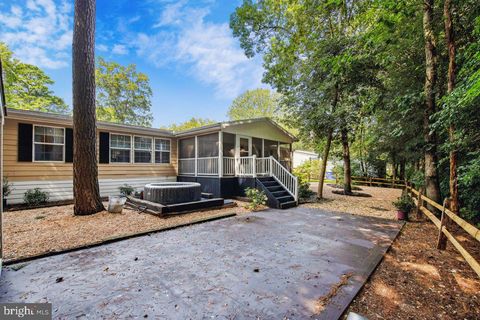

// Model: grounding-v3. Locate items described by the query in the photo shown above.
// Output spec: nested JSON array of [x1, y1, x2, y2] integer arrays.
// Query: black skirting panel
[[177, 176, 256, 198]]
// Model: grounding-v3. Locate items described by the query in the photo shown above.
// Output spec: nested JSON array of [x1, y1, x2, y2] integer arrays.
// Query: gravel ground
[[301, 183, 480, 319], [3, 201, 252, 262], [303, 183, 402, 219]]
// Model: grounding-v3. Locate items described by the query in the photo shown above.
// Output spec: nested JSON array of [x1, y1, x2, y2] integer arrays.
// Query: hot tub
[[144, 182, 202, 204]]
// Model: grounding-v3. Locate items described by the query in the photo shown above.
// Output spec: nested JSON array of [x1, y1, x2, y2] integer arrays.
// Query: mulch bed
[[327, 183, 363, 191], [346, 216, 480, 319], [3, 200, 253, 262], [331, 190, 372, 197]]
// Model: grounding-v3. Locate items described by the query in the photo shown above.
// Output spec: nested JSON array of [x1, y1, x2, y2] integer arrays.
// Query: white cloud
[[112, 44, 128, 55], [0, 0, 72, 69], [134, 2, 264, 99], [97, 44, 109, 52]]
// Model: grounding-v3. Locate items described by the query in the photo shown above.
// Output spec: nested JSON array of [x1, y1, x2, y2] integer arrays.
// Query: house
[[292, 150, 318, 168], [5, 109, 298, 208]]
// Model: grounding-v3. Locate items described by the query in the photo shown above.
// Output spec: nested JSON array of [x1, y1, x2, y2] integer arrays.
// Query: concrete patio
[[0, 207, 402, 319]]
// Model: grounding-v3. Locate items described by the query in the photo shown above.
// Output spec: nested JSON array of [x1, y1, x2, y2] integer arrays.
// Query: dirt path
[[300, 184, 480, 319]]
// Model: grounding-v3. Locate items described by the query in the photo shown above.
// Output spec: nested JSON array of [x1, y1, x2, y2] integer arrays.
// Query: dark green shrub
[[119, 184, 135, 196], [393, 194, 414, 213], [3, 176, 13, 197], [24, 188, 49, 206], [297, 176, 314, 199]]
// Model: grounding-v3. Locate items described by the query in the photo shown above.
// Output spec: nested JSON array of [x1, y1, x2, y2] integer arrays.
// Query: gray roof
[[6, 108, 297, 141], [173, 117, 297, 141]]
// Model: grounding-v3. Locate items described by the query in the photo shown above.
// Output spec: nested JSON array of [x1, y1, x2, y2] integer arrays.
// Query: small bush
[[298, 176, 314, 199], [24, 188, 49, 206], [119, 184, 135, 196], [245, 187, 267, 211], [393, 193, 414, 213], [3, 176, 13, 197]]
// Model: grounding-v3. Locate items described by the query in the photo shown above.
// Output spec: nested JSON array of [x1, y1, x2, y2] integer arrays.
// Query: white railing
[[270, 156, 298, 201], [236, 156, 255, 176], [197, 157, 219, 175], [255, 157, 270, 176], [179, 158, 195, 175], [178, 155, 298, 201], [223, 157, 236, 176]]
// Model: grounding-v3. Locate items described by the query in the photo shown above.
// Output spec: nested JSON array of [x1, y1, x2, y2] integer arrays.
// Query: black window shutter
[[99, 132, 110, 164], [18, 123, 33, 162], [65, 128, 73, 163]]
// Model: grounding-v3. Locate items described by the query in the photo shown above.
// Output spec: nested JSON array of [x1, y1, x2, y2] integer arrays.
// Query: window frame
[[133, 135, 154, 164], [32, 124, 66, 163], [109, 133, 132, 164], [154, 137, 171, 164]]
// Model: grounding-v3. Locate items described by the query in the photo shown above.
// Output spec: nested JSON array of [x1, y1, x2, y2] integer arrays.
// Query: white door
[[235, 135, 251, 158], [235, 136, 252, 175]]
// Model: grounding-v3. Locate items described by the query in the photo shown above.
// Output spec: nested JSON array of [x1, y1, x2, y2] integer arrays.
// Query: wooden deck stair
[[256, 177, 297, 209]]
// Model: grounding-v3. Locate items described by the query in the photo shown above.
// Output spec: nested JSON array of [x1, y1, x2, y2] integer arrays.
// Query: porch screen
[[223, 133, 235, 157], [264, 139, 278, 159], [179, 137, 195, 158], [197, 133, 219, 157], [279, 143, 291, 160], [252, 138, 263, 157]]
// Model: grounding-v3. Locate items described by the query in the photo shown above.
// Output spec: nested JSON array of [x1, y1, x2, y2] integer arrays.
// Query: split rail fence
[[405, 184, 480, 278], [352, 176, 405, 188]]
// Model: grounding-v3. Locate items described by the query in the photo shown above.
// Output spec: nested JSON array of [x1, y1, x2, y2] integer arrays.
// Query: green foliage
[[458, 154, 480, 224], [0, 43, 68, 113], [119, 184, 135, 196], [228, 88, 281, 120], [408, 170, 425, 189], [3, 176, 13, 197], [96, 57, 153, 127], [245, 187, 267, 211], [297, 176, 314, 199], [164, 117, 217, 132], [24, 188, 49, 206], [333, 164, 344, 185], [393, 193, 415, 213], [293, 159, 321, 182]]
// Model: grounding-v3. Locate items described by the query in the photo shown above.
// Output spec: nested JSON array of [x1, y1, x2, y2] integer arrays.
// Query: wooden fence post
[[416, 188, 424, 220], [437, 198, 451, 250]]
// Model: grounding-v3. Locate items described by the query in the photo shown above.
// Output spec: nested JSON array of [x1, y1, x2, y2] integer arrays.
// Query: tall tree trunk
[[359, 123, 367, 176], [317, 128, 333, 199], [423, 0, 442, 206], [341, 128, 352, 194], [72, 0, 104, 215], [399, 159, 406, 182], [317, 84, 339, 199], [444, 0, 459, 215]]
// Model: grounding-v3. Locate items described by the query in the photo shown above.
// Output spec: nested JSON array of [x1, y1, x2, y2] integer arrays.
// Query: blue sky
[[0, 0, 266, 127]]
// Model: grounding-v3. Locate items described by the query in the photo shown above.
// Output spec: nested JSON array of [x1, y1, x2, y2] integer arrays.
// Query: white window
[[134, 136, 152, 163], [110, 134, 131, 163], [34, 126, 65, 162], [155, 138, 170, 164]]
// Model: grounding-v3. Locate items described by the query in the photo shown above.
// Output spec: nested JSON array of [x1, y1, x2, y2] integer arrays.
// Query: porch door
[[235, 135, 252, 175], [236, 135, 251, 157]]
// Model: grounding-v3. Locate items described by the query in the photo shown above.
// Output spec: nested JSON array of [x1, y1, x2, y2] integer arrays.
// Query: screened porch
[[177, 132, 293, 177]]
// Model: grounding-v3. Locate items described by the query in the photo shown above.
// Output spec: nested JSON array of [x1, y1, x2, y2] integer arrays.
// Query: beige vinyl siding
[[4, 119, 178, 182]]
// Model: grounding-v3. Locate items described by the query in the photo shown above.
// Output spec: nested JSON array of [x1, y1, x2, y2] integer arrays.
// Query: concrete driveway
[[0, 207, 402, 319]]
